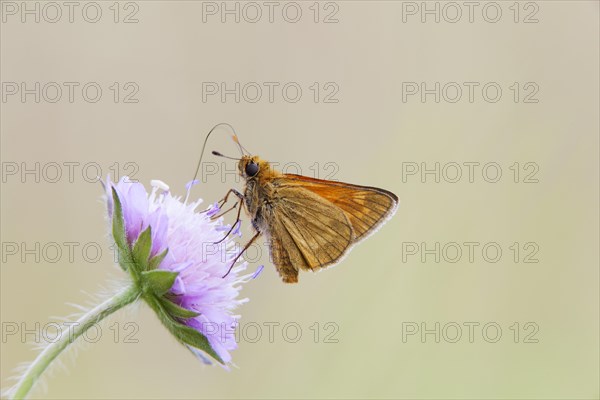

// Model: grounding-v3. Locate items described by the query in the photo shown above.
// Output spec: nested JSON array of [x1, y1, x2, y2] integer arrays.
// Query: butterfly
[[194, 124, 398, 283]]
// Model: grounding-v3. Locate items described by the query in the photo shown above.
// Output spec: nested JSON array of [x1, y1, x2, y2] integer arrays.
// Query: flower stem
[[10, 284, 140, 400]]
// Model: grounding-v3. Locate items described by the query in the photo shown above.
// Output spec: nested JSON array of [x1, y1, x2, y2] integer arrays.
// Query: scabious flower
[[105, 176, 252, 365], [7, 177, 254, 400]]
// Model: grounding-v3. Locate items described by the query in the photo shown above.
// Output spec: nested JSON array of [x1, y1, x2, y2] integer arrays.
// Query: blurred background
[[1, 1, 598, 398]]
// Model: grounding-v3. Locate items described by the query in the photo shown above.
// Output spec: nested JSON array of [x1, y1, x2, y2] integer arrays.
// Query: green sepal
[[147, 248, 168, 271], [141, 270, 178, 296], [116, 245, 135, 272], [111, 188, 128, 252], [111, 188, 134, 272], [132, 226, 152, 270], [159, 298, 201, 319], [170, 321, 223, 364], [144, 295, 224, 364]]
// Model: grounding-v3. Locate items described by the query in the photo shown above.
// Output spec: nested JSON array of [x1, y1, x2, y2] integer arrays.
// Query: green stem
[[10, 284, 140, 400]]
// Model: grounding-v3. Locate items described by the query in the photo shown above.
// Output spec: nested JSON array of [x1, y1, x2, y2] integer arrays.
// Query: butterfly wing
[[265, 175, 397, 283], [276, 174, 398, 243], [266, 185, 354, 283]]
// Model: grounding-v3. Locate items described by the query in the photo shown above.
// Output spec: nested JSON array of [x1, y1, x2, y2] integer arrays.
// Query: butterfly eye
[[245, 161, 259, 177]]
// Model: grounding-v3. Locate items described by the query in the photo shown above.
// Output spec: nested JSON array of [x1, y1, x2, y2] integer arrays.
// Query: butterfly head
[[239, 155, 269, 180], [212, 151, 273, 181]]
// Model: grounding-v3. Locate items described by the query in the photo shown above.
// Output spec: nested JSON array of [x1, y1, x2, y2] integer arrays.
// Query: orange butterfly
[[195, 124, 398, 283]]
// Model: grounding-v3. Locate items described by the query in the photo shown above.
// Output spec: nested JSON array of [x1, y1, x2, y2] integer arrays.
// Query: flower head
[[104, 176, 251, 365]]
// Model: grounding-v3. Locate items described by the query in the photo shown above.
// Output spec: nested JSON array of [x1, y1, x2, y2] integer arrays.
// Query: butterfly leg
[[213, 198, 245, 244], [222, 230, 261, 278], [218, 188, 244, 208], [210, 202, 238, 220], [209, 189, 244, 219], [200, 188, 243, 214]]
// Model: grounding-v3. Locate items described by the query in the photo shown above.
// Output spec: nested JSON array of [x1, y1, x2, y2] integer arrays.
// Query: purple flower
[[252, 265, 264, 280], [104, 176, 251, 365], [206, 202, 221, 217]]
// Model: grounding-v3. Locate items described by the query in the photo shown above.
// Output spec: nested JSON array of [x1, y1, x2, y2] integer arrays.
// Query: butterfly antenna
[[188, 123, 242, 202], [232, 134, 251, 156], [211, 151, 240, 161]]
